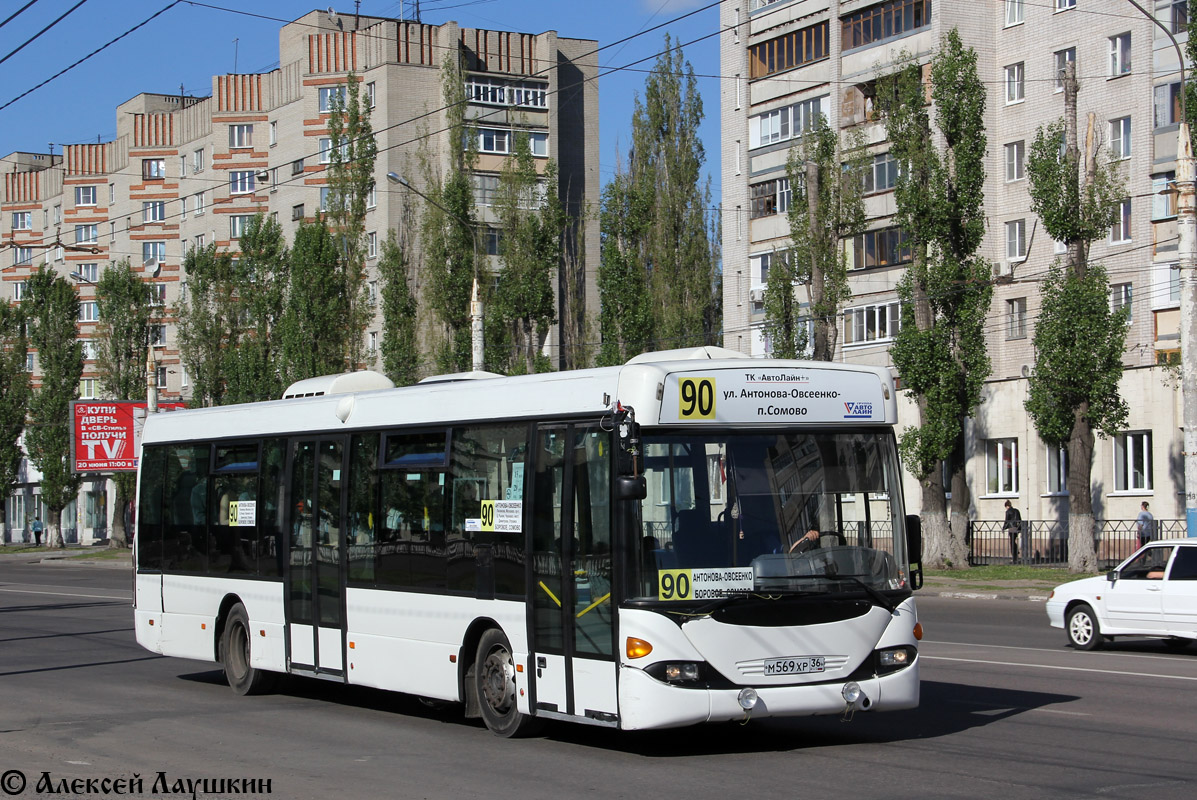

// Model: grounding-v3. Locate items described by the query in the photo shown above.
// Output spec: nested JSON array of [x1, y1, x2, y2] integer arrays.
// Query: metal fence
[[967, 519, 1187, 569]]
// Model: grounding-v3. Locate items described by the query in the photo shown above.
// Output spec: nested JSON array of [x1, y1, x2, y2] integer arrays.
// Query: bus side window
[[378, 429, 449, 590], [137, 445, 167, 570], [164, 444, 210, 573], [347, 433, 379, 584], [259, 438, 286, 578]]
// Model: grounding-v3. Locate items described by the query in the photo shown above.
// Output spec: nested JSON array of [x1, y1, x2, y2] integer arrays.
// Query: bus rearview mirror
[[905, 514, 922, 564], [615, 475, 647, 501]]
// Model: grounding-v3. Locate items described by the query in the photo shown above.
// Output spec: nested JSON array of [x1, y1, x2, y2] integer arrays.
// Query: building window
[[750, 20, 829, 77], [319, 187, 331, 212], [193, 234, 205, 253], [367, 182, 376, 209], [79, 378, 96, 399], [863, 152, 898, 194], [1154, 82, 1181, 128], [1054, 47, 1075, 92], [78, 301, 98, 322], [180, 196, 187, 220], [844, 302, 901, 345], [1109, 117, 1131, 160], [1007, 297, 1027, 339], [142, 201, 166, 223], [25, 352, 33, 372], [292, 204, 305, 221], [193, 148, 205, 173], [150, 324, 167, 347], [366, 81, 376, 108], [229, 170, 256, 194], [484, 227, 503, 256], [75, 186, 97, 206], [1047, 445, 1068, 494], [475, 128, 511, 155], [1173, 0, 1189, 33], [1110, 198, 1132, 243], [156, 366, 168, 389], [229, 124, 253, 149], [53, 204, 62, 224], [1056, 0, 1075, 9], [75, 224, 98, 244], [1153, 172, 1178, 220], [1005, 141, 1025, 181], [143, 241, 165, 266], [1005, 63, 1025, 104], [149, 283, 167, 306], [472, 174, 501, 207], [367, 231, 377, 259], [749, 178, 791, 218], [1115, 431, 1152, 491], [1006, 219, 1026, 261], [13, 281, 27, 301], [850, 226, 912, 269], [368, 331, 378, 354], [986, 438, 1018, 495], [1005, 0, 1023, 26], [13, 247, 32, 265], [194, 191, 205, 216], [465, 76, 549, 108], [319, 137, 347, 164], [749, 95, 828, 149], [76, 263, 98, 282], [318, 86, 347, 112], [142, 159, 166, 180], [230, 215, 254, 239], [1112, 282, 1133, 321], [841, 1, 930, 53], [529, 132, 549, 158], [11, 211, 31, 230], [1169, 263, 1181, 303], [80, 339, 97, 361], [1108, 33, 1131, 77]]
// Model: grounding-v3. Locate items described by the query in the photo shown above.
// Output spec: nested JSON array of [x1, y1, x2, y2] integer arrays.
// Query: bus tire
[[475, 628, 540, 738], [221, 604, 276, 695]]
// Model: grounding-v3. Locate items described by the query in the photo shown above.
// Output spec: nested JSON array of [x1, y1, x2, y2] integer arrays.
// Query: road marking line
[[0, 587, 128, 601], [924, 639, 1191, 662], [924, 655, 1197, 681]]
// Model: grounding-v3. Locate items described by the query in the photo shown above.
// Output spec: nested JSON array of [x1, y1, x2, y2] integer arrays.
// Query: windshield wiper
[[822, 573, 900, 613], [684, 588, 822, 617]]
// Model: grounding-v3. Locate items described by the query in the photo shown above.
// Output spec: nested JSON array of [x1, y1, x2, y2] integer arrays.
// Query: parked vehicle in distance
[[1046, 539, 1197, 650]]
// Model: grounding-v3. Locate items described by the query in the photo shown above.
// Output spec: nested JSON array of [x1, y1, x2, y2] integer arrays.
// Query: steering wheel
[[790, 530, 847, 554]]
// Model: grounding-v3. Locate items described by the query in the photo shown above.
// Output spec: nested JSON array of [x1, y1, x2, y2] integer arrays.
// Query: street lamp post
[[386, 172, 485, 372]]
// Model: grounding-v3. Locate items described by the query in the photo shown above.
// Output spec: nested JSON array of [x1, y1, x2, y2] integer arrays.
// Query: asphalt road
[[2, 560, 1196, 799]]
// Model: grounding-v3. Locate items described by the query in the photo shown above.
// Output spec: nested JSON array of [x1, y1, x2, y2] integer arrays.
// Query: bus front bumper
[[616, 661, 919, 731]]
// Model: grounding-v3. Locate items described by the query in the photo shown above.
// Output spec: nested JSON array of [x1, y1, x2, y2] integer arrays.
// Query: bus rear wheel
[[221, 604, 276, 695], [475, 628, 540, 737]]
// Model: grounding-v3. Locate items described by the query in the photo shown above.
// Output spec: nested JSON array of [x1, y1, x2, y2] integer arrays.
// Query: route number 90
[[679, 378, 715, 420], [659, 569, 692, 601]]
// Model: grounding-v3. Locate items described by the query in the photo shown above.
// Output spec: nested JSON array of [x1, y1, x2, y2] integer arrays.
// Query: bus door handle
[[537, 656, 546, 677]]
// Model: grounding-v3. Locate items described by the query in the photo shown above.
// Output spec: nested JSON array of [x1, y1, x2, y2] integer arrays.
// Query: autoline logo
[[843, 402, 873, 419]]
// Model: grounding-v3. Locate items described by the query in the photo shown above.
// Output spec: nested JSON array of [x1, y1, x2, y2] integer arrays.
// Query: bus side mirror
[[905, 514, 922, 564], [615, 475, 647, 501]]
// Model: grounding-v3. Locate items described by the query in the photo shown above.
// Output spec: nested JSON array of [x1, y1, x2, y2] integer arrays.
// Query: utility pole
[[1179, 123, 1197, 536]]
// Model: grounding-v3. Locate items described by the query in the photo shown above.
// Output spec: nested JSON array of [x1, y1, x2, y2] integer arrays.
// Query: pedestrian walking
[[1136, 501, 1155, 549], [31, 516, 43, 547], [1002, 500, 1022, 563]]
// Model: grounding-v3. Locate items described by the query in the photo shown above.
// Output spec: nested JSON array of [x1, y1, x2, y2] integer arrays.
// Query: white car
[[1046, 539, 1197, 650]]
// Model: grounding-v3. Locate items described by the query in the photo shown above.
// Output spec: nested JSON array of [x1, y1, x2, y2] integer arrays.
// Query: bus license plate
[[763, 656, 826, 676]]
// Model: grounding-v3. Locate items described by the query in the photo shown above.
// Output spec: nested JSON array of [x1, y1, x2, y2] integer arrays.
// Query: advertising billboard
[[71, 401, 188, 473]]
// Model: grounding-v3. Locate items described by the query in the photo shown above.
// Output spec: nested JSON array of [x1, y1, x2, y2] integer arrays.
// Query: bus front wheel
[[475, 628, 540, 737], [221, 603, 276, 695]]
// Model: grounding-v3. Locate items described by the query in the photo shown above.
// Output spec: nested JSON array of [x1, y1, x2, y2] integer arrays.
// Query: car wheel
[[475, 628, 541, 738], [1066, 604, 1104, 651]]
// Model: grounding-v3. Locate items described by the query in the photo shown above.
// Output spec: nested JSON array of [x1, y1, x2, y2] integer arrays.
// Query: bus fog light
[[879, 648, 909, 667], [737, 688, 759, 710], [841, 682, 862, 705], [664, 663, 700, 682]]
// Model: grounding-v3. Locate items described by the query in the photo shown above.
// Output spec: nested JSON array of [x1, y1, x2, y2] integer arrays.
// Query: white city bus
[[133, 347, 923, 735]]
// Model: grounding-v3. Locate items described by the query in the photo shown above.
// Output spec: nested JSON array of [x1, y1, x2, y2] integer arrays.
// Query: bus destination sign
[[658, 368, 887, 425]]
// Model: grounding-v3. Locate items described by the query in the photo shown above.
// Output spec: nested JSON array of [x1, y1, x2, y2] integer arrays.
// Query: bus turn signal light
[[626, 637, 653, 659], [913, 623, 923, 640]]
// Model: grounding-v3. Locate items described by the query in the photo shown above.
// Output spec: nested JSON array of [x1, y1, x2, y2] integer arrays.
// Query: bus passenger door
[[530, 423, 618, 725], [286, 438, 348, 677]]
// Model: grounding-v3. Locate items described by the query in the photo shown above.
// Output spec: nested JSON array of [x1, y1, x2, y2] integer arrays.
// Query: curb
[[926, 589, 1049, 602]]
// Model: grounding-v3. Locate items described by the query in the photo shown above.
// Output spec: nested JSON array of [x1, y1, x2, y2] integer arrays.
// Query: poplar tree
[[765, 120, 866, 360], [223, 214, 289, 403], [177, 244, 238, 407], [279, 219, 352, 383], [378, 228, 420, 386], [880, 31, 993, 568], [1025, 61, 1128, 572], [597, 164, 653, 366], [0, 302, 29, 539], [94, 258, 152, 547], [24, 266, 83, 548]]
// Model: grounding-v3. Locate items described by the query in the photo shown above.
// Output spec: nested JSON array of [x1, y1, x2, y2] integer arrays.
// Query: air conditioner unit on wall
[[749, 288, 765, 304]]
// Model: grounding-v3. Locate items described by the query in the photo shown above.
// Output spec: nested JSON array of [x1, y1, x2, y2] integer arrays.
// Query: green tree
[[598, 35, 719, 362], [766, 119, 866, 360], [325, 74, 378, 370], [378, 228, 420, 386], [279, 219, 353, 383], [24, 266, 83, 548], [0, 302, 29, 539], [491, 134, 564, 374], [223, 214, 289, 404], [1025, 61, 1128, 572], [597, 162, 654, 366], [177, 244, 239, 407], [94, 258, 152, 547], [880, 31, 993, 568]]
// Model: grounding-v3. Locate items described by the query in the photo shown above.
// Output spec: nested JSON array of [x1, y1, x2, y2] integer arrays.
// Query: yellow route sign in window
[[678, 377, 716, 420]]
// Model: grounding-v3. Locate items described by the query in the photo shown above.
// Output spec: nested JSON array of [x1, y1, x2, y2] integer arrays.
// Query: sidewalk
[[0, 544, 134, 569]]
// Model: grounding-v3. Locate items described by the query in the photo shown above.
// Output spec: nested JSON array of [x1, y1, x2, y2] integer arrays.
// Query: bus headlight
[[663, 663, 701, 683], [877, 646, 917, 675], [738, 688, 759, 710], [841, 682, 863, 705]]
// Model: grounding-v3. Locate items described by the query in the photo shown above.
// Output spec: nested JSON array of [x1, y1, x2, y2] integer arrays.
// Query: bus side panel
[[159, 575, 286, 668], [135, 573, 163, 654], [345, 589, 527, 700]]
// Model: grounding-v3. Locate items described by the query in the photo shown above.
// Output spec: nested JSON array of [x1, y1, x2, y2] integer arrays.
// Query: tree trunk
[[947, 433, 972, 567], [109, 486, 128, 549], [807, 159, 830, 361], [1067, 402, 1098, 572], [50, 512, 65, 549]]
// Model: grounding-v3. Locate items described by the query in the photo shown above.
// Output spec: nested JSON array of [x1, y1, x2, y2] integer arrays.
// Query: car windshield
[[631, 430, 909, 601]]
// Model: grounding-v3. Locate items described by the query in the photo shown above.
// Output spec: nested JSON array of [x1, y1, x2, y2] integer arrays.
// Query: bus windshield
[[633, 430, 909, 601]]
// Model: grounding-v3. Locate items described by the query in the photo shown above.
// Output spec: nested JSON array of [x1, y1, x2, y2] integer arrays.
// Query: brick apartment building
[[1, 10, 599, 543], [721, 0, 1189, 530]]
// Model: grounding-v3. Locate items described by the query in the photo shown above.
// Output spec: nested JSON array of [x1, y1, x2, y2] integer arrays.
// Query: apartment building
[[1, 10, 599, 543], [721, 0, 1188, 527]]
